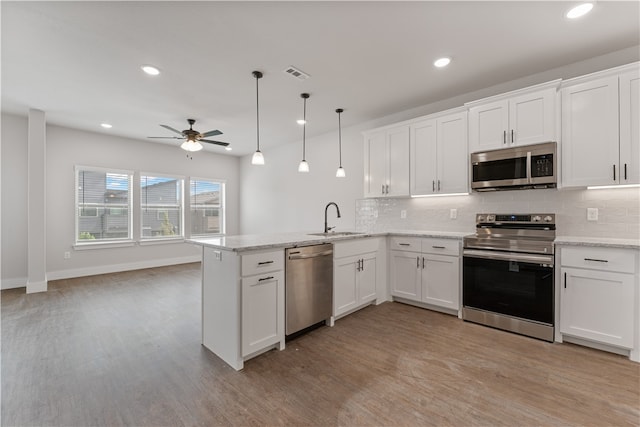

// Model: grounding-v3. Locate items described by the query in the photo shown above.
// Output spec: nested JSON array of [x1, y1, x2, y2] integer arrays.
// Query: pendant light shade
[[335, 108, 346, 178], [251, 71, 265, 165], [298, 93, 310, 173], [181, 138, 203, 152]]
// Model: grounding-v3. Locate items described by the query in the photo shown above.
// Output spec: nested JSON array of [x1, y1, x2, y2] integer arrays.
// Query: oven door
[[463, 249, 554, 326]]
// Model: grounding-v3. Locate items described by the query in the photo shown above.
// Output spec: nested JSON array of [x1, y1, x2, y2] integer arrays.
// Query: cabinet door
[[334, 256, 358, 316], [242, 271, 284, 357], [468, 99, 509, 152], [561, 76, 620, 187], [508, 88, 555, 146], [422, 254, 460, 310], [390, 250, 421, 301], [620, 69, 640, 185], [387, 126, 410, 197], [560, 268, 634, 349], [358, 255, 377, 304], [410, 119, 438, 195], [364, 131, 387, 197], [437, 112, 468, 194]]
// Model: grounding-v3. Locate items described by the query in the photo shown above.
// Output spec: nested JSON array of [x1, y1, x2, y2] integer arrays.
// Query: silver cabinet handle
[[584, 258, 608, 263], [625, 163, 628, 180], [258, 260, 274, 265], [360, 259, 364, 271], [398, 243, 410, 246], [432, 245, 445, 249], [422, 256, 425, 269], [432, 180, 435, 192], [503, 130, 506, 144], [258, 276, 274, 282], [385, 184, 389, 194], [437, 180, 440, 192], [382, 184, 385, 194], [416, 256, 420, 268], [511, 129, 514, 143], [613, 164, 616, 181], [564, 272, 567, 289]]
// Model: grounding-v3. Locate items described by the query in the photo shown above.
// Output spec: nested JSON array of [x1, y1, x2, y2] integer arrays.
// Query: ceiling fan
[[148, 119, 229, 152]]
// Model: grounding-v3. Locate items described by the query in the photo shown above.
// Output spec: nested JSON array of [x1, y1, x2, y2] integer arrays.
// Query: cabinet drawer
[[241, 249, 284, 277], [334, 238, 379, 259], [389, 236, 421, 252], [560, 246, 637, 274], [421, 238, 460, 256]]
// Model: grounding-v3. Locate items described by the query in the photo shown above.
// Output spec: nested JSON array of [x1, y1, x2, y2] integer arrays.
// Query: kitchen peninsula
[[189, 230, 466, 370]]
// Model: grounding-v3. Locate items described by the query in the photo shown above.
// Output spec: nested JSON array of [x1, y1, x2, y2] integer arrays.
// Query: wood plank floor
[[2, 262, 639, 426]]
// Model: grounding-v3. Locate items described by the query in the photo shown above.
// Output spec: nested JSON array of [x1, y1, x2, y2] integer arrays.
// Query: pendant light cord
[[255, 75, 260, 152], [302, 97, 307, 160], [338, 110, 342, 167]]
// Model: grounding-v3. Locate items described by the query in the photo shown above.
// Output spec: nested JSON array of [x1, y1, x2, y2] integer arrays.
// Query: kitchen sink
[[307, 231, 364, 237]]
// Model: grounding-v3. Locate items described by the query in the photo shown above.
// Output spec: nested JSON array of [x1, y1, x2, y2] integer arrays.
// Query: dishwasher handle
[[288, 249, 333, 260]]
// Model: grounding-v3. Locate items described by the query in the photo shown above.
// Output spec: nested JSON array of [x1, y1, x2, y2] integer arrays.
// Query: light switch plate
[[400, 210, 407, 219], [450, 208, 457, 219], [587, 208, 598, 221]]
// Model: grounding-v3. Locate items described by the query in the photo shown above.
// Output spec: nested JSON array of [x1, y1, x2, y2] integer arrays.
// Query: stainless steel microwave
[[471, 142, 557, 191]]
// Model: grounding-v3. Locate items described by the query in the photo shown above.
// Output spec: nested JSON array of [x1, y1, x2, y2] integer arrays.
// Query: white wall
[[1, 114, 240, 288], [239, 46, 640, 236]]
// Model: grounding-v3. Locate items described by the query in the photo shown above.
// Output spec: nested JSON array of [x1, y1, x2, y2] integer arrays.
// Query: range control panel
[[476, 213, 555, 224]]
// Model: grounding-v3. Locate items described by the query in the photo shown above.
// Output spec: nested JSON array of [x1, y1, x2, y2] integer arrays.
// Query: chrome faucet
[[324, 202, 341, 233]]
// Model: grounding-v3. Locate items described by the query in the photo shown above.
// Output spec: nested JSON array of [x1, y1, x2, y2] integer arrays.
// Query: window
[[140, 174, 183, 239], [76, 167, 133, 243], [190, 178, 225, 236]]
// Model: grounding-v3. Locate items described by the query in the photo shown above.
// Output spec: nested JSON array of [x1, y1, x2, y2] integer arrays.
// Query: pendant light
[[335, 108, 346, 178], [251, 71, 265, 165], [298, 93, 310, 173]]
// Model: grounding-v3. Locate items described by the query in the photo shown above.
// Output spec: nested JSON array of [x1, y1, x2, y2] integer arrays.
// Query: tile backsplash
[[356, 187, 640, 239]]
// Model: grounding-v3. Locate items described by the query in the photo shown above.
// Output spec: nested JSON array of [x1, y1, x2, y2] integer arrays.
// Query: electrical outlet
[[587, 208, 599, 221], [450, 209, 457, 219], [64, 251, 71, 259], [400, 210, 407, 219]]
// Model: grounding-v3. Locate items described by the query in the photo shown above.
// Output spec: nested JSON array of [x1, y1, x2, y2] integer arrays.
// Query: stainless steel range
[[463, 213, 556, 342]]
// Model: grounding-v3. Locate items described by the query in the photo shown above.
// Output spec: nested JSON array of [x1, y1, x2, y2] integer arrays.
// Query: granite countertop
[[188, 230, 468, 252], [554, 236, 640, 250]]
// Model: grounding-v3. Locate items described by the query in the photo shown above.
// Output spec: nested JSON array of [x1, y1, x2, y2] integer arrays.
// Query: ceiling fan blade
[[148, 136, 183, 139], [200, 139, 230, 147], [201, 129, 223, 137], [159, 124, 184, 136]]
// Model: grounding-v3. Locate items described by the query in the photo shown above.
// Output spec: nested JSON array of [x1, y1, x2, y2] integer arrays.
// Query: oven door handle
[[463, 249, 554, 265]]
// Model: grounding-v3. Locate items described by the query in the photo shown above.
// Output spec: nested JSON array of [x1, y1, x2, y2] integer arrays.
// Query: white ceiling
[[2, 1, 639, 156]]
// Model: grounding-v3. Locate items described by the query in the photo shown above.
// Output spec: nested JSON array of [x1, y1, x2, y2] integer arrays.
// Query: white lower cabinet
[[241, 250, 285, 357], [333, 238, 380, 318], [558, 245, 639, 361], [390, 237, 461, 314]]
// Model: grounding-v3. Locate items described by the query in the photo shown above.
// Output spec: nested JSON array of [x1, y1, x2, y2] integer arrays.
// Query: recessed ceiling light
[[566, 3, 593, 19], [225, 146, 232, 151], [434, 57, 451, 68], [100, 123, 112, 129], [141, 65, 160, 76], [297, 119, 306, 125]]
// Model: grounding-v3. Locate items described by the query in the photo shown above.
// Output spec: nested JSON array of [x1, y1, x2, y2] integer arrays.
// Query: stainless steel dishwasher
[[285, 244, 333, 336]]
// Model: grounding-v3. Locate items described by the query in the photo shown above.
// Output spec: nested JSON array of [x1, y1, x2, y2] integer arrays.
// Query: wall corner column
[[27, 109, 47, 293]]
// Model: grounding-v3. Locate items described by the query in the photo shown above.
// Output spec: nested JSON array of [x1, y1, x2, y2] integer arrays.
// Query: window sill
[[138, 238, 185, 246], [73, 240, 135, 251]]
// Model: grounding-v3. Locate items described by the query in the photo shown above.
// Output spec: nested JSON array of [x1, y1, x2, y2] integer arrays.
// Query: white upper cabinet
[[467, 83, 558, 153], [410, 109, 468, 196], [561, 63, 639, 188], [364, 125, 410, 198]]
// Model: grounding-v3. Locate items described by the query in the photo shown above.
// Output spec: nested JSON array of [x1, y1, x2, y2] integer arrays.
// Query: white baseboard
[[46, 255, 202, 281], [1, 277, 28, 290]]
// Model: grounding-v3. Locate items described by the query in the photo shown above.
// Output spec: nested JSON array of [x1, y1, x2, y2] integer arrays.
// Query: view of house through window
[[76, 168, 133, 242], [190, 178, 224, 236], [141, 175, 183, 239]]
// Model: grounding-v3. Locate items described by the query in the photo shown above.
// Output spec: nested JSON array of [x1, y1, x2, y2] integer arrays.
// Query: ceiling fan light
[[298, 160, 309, 173], [336, 167, 346, 178], [181, 140, 203, 152], [252, 150, 265, 165]]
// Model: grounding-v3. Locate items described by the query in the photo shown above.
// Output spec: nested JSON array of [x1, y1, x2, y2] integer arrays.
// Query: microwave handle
[[526, 151, 532, 183]]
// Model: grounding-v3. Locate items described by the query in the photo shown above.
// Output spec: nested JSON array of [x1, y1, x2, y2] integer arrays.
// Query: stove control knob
[[532, 215, 542, 222], [477, 215, 485, 222], [544, 215, 553, 222], [486, 214, 495, 222]]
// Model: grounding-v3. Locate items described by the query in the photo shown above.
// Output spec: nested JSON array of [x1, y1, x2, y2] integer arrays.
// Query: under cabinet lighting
[[587, 184, 640, 190], [566, 3, 593, 19], [411, 192, 469, 198], [141, 65, 160, 76]]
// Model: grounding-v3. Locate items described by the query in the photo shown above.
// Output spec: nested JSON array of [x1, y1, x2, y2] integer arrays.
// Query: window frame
[[139, 172, 185, 241], [189, 177, 226, 237], [74, 165, 134, 247]]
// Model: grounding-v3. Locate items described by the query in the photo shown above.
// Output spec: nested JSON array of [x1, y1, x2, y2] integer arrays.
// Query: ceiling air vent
[[284, 66, 310, 81]]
